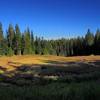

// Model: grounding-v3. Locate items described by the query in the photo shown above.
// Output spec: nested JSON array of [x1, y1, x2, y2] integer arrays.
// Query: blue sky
[[0, 0, 100, 39]]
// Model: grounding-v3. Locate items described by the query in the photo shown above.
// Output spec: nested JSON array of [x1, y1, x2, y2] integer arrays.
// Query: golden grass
[[0, 55, 100, 71]]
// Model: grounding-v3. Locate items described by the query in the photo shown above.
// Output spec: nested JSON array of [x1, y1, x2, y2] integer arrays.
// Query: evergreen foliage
[[0, 23, 100, 56]]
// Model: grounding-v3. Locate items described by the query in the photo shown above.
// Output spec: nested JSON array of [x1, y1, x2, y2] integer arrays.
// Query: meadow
[[0, 55, 100, 100]]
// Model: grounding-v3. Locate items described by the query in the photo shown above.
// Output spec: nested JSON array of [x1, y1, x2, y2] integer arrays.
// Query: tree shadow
[[0, 66, 7, 72], [0, 60, 100, 86]]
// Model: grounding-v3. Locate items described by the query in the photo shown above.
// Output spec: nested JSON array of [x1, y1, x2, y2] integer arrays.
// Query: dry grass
[[0, 55, 100, 100], [0, 55, 100, 71]]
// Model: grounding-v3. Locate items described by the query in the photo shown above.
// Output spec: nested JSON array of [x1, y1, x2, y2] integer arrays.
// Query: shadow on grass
[[0, 60, 100, 86], [0, 66, 7, 72]]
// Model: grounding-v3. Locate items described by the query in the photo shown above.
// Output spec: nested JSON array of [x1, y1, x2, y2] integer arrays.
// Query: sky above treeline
[[0, 0, 100, 39]]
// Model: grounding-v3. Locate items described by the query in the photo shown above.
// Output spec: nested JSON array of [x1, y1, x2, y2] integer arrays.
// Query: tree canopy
[[0, 23, 100, 56]]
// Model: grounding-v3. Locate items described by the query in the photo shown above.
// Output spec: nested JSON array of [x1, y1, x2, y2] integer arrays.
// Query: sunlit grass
[[0, 55, 100, 71]]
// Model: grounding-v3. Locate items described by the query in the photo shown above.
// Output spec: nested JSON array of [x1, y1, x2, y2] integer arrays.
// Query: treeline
[[0, 23, 100, 56]]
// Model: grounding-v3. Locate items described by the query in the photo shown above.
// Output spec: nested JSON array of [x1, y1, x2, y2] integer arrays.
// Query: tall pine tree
[[31, 31, 35, 54], [14, 24, 21, 55], [24, 28, 32, 54], [0, 23, 4, 55], [95, 29, 100, 54]]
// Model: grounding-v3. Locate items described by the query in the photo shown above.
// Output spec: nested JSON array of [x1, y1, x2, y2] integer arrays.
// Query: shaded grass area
[[0, 60, 100, 84], [0, 56, 100, 100], [0, 81, 100, 100]]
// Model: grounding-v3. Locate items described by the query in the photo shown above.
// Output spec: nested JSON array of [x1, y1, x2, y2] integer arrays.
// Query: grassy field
[[0, 55, 100, 70], [0, 55, 100, 100]]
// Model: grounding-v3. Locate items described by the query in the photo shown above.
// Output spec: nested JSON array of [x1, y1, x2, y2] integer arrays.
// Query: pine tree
[[14, 24, 21, 55], [69, 39, 74, 56], [49, 40, 56, 55], [21, 34, 25, 55], [31, 31, 35, 54], [35, 36, 41, 54], [0, 23, 4, 55], [85, 29, 94, 55], [85, 29, 94, 46], [95, 29, 100, 54], [7, 47, 14, 56], [7, 24, 15, 49], [66, 40, 70, 56], [2, 38, 8, 55], [24, 28, 32, 54], [41, 38, 49, 55]]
